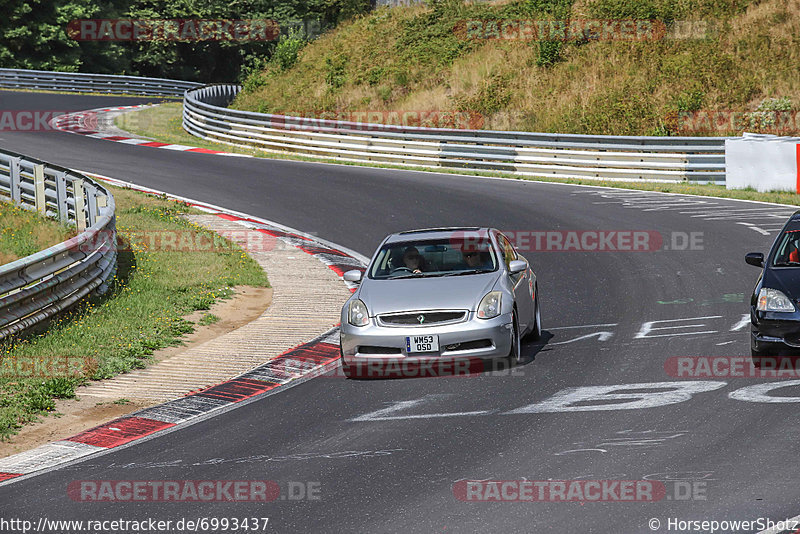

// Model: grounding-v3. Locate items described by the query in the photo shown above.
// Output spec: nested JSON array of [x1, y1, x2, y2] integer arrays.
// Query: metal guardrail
[[0, 68, 201, 96], [183, 84, 728, 183], [0, 149, 116, 340]]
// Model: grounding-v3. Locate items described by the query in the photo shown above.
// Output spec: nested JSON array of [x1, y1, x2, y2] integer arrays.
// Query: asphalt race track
[[1, 90, 799, 533]]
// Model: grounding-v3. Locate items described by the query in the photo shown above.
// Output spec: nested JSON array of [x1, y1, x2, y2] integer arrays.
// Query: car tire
[[506, 310, 521, 365], [525, 296, 541, 341], [750, 346, 774, 369], [340, 345, 354, 378]]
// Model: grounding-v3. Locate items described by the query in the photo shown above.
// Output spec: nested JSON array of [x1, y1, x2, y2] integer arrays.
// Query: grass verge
[[119, 102, 800, 207], [0, 186, 269, 441], [0, 202, 77, 265]]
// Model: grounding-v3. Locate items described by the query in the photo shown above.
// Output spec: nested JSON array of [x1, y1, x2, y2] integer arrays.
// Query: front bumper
[[751, 309, 800, 351], [340, 311, 513, 365]]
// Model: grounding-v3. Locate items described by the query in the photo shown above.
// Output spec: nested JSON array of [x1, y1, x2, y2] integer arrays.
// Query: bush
[[272, 31, 307, 72], [757, 96, 792, 112], [537, 41, 563, 67], [325, 56, 348, 89]]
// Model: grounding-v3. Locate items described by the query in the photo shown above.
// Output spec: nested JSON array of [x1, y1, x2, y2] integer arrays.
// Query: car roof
[[784, 211, 800, 231], [384, 227, 494, 244]]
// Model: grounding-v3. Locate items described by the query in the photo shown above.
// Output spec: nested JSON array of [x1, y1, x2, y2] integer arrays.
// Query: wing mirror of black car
[[508, 260, 527, 274], [745, 252, 764, 268], [343, 269, 363, 282]]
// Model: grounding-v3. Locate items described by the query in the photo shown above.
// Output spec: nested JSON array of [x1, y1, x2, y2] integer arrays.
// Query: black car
[[746, 211, 800, 364]]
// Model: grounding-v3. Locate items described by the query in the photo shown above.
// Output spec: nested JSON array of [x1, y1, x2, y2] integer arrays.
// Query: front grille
[[444, 339, 493, 352], [378, 311, 467, 327], [358, 346, 402, 355]]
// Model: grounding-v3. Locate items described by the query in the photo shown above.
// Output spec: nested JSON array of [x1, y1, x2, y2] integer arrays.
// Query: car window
[[496, 234, 517, 269], [368, 237, 498, 279], [772, 230, 800, 266]]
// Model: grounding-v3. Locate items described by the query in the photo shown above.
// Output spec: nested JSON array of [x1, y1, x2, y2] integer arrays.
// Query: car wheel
[[750, 346, 774, 369], [506, 310, 522, 365], [340, 345, 354, 378], [525, 296, 541, 341]]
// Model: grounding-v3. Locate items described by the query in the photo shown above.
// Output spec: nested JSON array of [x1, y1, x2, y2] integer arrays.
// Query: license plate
[[406, 334, 439, 353]]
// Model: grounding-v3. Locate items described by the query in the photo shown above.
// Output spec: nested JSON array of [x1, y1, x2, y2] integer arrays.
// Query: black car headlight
[[757, 288, 796, 312]]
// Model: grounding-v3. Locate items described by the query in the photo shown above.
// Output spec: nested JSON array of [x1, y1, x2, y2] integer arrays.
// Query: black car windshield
[[772, 230, 800, 266], [368, 237, 498, 279]]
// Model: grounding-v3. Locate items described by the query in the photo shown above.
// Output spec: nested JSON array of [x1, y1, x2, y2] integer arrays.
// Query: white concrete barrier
[[726, 133, 800, 192]]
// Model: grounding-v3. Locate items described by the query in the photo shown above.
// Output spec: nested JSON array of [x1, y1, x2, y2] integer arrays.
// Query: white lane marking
[[349, 398, 493, 422], [641, 203, 711, 211], [729, 381, 800, 403], [690, 208, 788, 215], [549, 323, 618, 330], [505, 381, 727, 414], [702, 215, 793, 221], [635, 316, 722, 339], [716, 340, 736, 346], [551, 331, 614, 345], [554, 449, 608, 455], [730, 314, 750, 332], [737, 222, 772, 235]]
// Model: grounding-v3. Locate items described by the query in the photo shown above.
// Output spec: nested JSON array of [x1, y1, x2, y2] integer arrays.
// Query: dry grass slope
[[233, 0, 800, 135]]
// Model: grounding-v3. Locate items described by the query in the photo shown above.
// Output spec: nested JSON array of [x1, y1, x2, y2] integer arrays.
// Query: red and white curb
[[50, 106, 251, 157], [0, 174, 367, 486]]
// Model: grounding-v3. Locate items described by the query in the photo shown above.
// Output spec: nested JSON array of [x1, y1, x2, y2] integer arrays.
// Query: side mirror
[[745, 252, 764, 268], [343, 269, 363, 282], [508, 260, 527, 274]]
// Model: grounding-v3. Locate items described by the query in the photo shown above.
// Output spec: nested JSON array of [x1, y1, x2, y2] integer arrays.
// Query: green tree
[[0, 0, 100, 70]]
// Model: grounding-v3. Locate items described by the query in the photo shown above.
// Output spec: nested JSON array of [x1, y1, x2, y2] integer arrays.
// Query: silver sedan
[[340, 227, 540, 377]]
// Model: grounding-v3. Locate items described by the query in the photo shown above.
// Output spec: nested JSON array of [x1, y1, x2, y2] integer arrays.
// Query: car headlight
[[477, 291, 502, 319], [757, 288, 796, 312], [348, 299, 370, 326]]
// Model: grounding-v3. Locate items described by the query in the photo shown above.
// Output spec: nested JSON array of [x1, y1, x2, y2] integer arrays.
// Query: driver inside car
[[401, 246, 426, 273], [461, 249, 492, 270]]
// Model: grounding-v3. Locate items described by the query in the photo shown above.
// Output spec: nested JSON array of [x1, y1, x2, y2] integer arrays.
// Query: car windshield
[[368, 237, 498, 279], [772, 230, 800, 266]]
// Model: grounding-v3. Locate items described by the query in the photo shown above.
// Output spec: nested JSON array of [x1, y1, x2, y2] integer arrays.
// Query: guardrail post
[[85, 183, 98, 226], [55, 171, 69, 223], [9, 157, 21, 204], [73, 179, 87, 232], [33, 164, 46, 215], [96, 194, 108, 213]]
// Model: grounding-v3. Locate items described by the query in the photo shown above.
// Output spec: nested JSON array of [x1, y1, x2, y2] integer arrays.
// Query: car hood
[[763, 267, 800, 300], [358, 273, 501, 316]]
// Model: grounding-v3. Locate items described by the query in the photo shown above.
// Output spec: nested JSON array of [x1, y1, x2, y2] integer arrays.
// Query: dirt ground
[[0, 285, 272, 459]]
